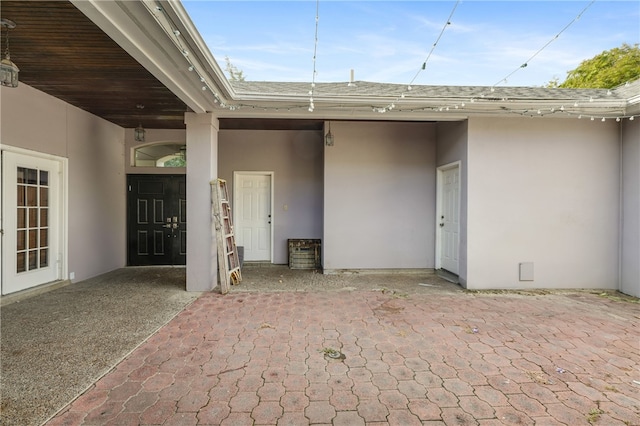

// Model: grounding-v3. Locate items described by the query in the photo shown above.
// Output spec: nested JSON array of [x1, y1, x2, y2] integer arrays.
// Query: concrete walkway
[[45, 271, 639, 425]]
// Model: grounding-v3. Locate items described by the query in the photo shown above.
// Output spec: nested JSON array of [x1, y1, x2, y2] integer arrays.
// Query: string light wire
[[408, 0, 461, 88], [309, 0, 320, 112], [144, 1, 229, 109], [375, 0, 461, 113], [491, 0, 596, 88], [142, 0, 634, 122]]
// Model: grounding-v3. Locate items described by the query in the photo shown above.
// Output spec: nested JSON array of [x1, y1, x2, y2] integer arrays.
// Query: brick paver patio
[[47, 290, 640, 425]]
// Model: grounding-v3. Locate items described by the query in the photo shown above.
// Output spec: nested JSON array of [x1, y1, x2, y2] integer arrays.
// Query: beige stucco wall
[[1, 83, 126, 283], [466, 116, 620, 289], [323, 121, 437, 271], [621, 118, 639, 297], [218, 129, 324, 264]]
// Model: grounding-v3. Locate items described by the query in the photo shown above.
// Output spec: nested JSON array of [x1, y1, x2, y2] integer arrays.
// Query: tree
[[224, 56, 246, 81], [551, 43, 640, 89]]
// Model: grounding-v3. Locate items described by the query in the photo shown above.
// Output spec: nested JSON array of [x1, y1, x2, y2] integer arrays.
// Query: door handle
[[440, 223, 445, 227]]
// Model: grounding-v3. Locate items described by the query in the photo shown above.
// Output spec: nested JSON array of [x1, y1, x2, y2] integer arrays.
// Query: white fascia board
[[160, 0, 235, 101], [232, 92, 627, 108], [230, 95, 628, 115], [71, 0, 219, 113]]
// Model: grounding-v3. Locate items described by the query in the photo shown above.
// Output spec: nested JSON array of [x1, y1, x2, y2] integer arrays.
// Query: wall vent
[[519, 262, 534, 281]]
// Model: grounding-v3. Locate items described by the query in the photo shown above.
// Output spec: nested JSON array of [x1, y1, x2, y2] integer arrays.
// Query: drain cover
[[322, 348, 346, 360]]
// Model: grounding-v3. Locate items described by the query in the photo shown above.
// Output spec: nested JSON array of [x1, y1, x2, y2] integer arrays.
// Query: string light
[[143, 0, 637, 123], [144, 0, 228, 109], [309, 0, 320, 112], [490, 0, 595, 89], [373, 0, 460, 113]]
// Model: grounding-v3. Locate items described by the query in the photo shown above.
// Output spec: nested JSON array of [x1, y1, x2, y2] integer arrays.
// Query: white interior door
[[2, 151, 63, 294], [234, 172, 273, 262], [438, 164, 460, 274]]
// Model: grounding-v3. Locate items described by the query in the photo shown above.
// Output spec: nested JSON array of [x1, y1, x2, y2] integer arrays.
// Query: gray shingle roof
[[230, 80, 629, 102]]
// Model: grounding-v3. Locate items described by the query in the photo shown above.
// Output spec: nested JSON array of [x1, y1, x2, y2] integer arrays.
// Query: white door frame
[[233, 171, 274, 263], [435, 161, 461, 273], [1, 146, 68, 294]]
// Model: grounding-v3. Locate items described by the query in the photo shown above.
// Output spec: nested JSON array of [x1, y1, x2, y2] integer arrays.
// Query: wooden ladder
[[211, 178, 242, 294]]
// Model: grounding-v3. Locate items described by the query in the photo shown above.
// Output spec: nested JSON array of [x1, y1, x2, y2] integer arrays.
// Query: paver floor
[[47, 287, 640, 425]]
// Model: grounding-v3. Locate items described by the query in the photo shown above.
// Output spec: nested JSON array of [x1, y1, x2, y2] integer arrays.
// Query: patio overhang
[[1, 0, 637, 127]]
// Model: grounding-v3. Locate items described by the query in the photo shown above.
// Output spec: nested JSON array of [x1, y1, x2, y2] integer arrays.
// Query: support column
[[621, 118, 640, 297], [185, 112, 219, 292]]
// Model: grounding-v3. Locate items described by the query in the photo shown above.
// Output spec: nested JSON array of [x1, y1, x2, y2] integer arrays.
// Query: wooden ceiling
[[1, 1, 190, 129]]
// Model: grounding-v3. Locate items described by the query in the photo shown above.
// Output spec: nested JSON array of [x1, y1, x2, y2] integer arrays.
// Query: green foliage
[[557, 43, 640, 89], [224, 56, 246, 81], [163, 156, 186, 167]]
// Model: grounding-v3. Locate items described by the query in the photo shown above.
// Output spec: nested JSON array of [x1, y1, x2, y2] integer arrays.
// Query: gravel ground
[[0, 267, 198, 426]]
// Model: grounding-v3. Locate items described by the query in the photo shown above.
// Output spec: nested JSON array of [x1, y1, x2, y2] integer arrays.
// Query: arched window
[[134, 143, 186, 168]]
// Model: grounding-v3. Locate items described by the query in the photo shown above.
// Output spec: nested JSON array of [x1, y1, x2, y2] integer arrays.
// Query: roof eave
[[71, 0, 223, 114]]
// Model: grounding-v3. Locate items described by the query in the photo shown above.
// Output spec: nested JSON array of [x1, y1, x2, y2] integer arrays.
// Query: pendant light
[[1, 18, 19, 88]]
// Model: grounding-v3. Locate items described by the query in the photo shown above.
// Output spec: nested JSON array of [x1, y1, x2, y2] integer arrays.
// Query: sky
[[182, 1, 640, 87]]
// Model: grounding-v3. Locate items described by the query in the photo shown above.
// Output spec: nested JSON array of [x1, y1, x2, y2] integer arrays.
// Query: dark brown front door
[[127, 175, 186, 266]]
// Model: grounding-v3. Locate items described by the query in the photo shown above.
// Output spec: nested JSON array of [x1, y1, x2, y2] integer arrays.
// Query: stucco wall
[[324, 121, 437, 271], [621, 118, 640, 297], [218, 129, 324, 264], [436, 121, 468, 286], [466, 116, 620, 289], [1, 83, 126, 283]]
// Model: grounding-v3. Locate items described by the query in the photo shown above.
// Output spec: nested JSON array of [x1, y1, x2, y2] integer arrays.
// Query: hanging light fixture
[[134, 124, 146, 142], [325, 121, 334, 146], [1, 18, 19, 88], [134, 104, 146, 142]]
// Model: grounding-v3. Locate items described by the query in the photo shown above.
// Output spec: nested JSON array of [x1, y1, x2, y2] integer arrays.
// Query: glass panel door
[[16, 167, 49, 273], [2, 151, 62, 295]]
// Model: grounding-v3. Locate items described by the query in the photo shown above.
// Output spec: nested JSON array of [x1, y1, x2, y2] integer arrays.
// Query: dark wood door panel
[[127, 175, 186, 266]]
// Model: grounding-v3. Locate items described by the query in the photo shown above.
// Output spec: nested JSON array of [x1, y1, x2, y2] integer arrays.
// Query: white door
[[2, 151, 63, 294], [438, 164, 460, 274], [234, 172, 273, 262]]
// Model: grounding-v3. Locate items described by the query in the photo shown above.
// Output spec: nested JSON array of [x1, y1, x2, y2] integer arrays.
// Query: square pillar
[[185, 112, 219, 292], [621, 118, 640, 297]]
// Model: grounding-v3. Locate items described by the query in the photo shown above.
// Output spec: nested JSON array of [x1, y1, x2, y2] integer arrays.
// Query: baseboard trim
[[1, 279, 71, 306], [436, 269, 460, 284], [323, 268, 434, 276]]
